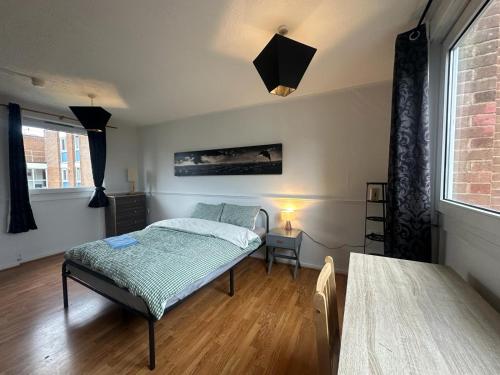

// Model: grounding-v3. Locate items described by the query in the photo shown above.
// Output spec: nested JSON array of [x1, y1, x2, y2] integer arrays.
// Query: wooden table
[[338, 253, 500, 375]]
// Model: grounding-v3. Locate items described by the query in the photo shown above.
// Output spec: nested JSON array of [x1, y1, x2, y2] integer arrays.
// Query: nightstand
[[266, 228, 303, 279]]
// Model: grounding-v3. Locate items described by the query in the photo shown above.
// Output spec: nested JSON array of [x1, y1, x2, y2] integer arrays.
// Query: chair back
[[313, 256, 340, 374]]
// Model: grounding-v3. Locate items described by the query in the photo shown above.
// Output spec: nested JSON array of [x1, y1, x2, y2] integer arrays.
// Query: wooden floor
[[0, 255, 346, 375]]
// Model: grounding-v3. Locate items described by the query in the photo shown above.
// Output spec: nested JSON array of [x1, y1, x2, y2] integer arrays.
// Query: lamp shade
[[281, 208, 295, 221], [69, 106, 111, 132], [253, 33, 317, 97], [127, 167, 138, 183]]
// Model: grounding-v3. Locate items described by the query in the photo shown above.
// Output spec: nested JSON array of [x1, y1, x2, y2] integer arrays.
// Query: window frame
[[59, 133, 67, 152], [21, 116, 96, 195], [438, 0, 500, 220], [26, 167, 48, 190], [75, 166, 82, 187], [74, 134, 81, 162], [61, 167, 69, 188]]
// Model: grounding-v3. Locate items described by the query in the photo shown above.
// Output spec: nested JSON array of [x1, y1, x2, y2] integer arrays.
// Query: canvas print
[[175, 143, 282, 176]]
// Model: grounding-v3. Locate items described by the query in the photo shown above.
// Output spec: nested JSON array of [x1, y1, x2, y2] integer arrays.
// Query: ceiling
[[0, 0, 426, 126]]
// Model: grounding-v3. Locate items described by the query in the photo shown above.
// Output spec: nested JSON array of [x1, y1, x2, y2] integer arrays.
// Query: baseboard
[[0, 249, 63, 271], [21, 249, 63, 263], [250, 252, 348, 275], [0, 260, 21, 271]]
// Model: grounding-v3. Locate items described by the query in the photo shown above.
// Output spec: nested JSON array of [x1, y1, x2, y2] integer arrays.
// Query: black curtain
[[87, 130, 108, 207], [69, 106, 111, 208], [8, 103, 37, 233], [385, 24, 431, 262]]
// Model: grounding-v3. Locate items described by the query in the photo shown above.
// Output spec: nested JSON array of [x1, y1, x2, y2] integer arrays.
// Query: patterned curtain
[[385, 24, 431, 262]]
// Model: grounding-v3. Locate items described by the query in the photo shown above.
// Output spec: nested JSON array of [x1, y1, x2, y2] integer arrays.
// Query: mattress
[[158, 226, 266, 310]]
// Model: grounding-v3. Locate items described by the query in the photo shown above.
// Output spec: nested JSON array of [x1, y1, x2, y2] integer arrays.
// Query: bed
[[62, 208, 269, 370]]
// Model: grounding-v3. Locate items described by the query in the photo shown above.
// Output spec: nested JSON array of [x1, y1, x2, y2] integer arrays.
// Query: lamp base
[[129, 182, 136, 194], [285, 220, 292, 231]]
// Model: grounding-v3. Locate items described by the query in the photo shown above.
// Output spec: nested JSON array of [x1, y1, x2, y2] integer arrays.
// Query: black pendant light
[[69, 94, 111, 132], [253, 26, 317, 97]]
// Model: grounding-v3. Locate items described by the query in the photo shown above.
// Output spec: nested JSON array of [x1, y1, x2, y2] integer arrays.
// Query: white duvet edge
[[147, 218, 261, 249]]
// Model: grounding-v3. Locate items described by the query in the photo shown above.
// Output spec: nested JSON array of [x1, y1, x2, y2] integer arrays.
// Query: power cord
[[302, 231, 364, 250]]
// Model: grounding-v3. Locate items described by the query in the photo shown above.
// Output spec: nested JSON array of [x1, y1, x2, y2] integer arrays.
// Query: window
[[444, 0, 500, 214], [22, 123, 93, 190], [59, 133, 68, 162], [75, 166, 81, 187], [74, 135, 80, 162], [27, 168, 47, 189], [61, 167, 69, 188]]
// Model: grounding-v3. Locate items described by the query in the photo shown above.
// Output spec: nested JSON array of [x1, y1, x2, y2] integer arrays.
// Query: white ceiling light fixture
[[0, 67, 45, 87]]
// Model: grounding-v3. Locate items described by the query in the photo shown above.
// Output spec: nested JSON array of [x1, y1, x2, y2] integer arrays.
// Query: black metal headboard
[[259, 208, 269, 233]]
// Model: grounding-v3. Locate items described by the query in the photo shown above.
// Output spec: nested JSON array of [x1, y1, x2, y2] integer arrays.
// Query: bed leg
[[148, 319, 156, 370], [62, 262, 68, 310], [229, 268, 234, 297]]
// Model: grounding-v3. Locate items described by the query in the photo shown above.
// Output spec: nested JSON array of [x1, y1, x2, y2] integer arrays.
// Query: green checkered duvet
[[65, 226, 261, 319]]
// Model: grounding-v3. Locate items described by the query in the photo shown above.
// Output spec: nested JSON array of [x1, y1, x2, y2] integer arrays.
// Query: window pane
[[23, 126, 93, 189], [34, 169, 45, 180], [446, 0, 500, 213]]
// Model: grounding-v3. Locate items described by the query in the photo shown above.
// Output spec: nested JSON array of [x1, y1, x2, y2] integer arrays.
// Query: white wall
[[439, 205, 500, 311], [139, 82, 392, 272], [0, 105, 139, 270]]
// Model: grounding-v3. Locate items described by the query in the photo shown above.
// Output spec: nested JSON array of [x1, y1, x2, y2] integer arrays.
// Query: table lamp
[[127, 167, 137, 193], [281, 208, 295, 231]]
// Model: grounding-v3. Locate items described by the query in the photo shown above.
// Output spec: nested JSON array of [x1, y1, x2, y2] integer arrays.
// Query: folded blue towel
[[104, 234, 138, 249]]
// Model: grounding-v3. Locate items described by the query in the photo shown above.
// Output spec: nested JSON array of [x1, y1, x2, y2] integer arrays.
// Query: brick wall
[[79, 135, 93, 187], [67, 134, 75, 185], [453, 0, 500, 211], [23, 135, 46, 163], [45, 130, 61, 188]]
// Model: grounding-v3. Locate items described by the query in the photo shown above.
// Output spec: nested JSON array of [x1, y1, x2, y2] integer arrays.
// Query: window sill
[[29, 187, 94, 195], [29, 187, 95, 202]]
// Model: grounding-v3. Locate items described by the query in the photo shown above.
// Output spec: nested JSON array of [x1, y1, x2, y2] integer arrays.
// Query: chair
[[313, 256, 340, 374]]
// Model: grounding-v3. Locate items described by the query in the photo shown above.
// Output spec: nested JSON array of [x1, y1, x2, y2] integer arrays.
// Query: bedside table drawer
[[267, 234, 296, 249]]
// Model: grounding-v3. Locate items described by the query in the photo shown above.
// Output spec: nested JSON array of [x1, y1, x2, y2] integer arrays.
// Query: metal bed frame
[[61, 209, 269, 370]]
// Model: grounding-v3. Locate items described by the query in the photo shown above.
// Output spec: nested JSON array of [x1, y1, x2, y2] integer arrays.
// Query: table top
[[267, 228, 302, 238], [338, 253, 500, 375]]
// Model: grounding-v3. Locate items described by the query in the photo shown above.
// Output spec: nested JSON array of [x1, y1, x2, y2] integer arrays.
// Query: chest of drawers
[[105, 193, 147, 236]]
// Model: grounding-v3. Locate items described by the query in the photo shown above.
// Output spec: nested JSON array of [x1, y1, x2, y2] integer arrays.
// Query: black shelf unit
[[364, 182, 387, 254]]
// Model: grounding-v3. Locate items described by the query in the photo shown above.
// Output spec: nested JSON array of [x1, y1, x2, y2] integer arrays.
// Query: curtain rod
[[417, 0, 434, 28], [0, 103, 117, 129]]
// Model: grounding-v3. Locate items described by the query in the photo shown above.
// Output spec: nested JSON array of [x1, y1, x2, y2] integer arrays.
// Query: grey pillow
[[191, 203, 224, 222], [220, 204, 261, 230]]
